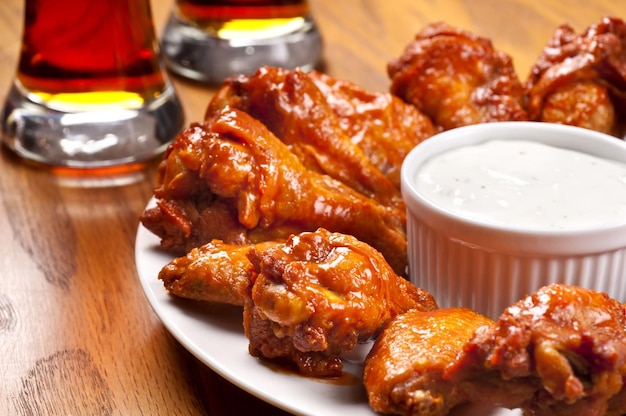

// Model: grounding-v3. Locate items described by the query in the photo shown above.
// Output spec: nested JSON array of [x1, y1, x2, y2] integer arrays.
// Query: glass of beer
[[1, 0, 185, 173], [161, 0, 323, 84]]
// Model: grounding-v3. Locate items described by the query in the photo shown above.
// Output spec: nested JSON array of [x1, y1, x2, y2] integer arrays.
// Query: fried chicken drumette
[[140, 107, 409, 276], [526, 16, 626, 137], [364, 308, 500, 416], [205, 66, 438, 210], [158, 240, 279, 306], [388, 22, 528, 131], [244, 228, 438, 377], [364, 284, 626, 416]]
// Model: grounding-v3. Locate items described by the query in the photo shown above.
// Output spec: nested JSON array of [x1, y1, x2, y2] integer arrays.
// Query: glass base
[[1, 82, 184, 170], [161, 13, 323, 84]]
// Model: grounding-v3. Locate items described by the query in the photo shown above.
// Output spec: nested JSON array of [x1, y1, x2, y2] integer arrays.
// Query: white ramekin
[[401, 122, 626, 319]]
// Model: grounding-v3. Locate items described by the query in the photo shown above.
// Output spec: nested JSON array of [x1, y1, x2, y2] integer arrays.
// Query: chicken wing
[[205, 66, 437, 208], [526, 16, 626, 137], [364, 284, 626, 416], [308, 70, 440, 188], [448, 283, 626, 416], [158, 240, 279, 306], [364, 308, 499, 416], [244, 228, 438, 377], [140, 107, 409, 276], [388, 22, 528, 130]]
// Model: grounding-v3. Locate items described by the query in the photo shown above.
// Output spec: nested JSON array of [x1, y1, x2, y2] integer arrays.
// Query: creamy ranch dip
[[415, 140, 626, 229]]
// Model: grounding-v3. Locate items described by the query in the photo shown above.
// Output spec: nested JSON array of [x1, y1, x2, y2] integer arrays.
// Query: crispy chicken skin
[[388, 22, 528, 130], [526, 16, 626, 137], [454, 283, 626, 416], [140, 107, 409, 276], [308, 71, 440, 188], [244, 228, 438, 377], [205, 66, 438, 207], [158, 240, 279, 306], [364, 308, 497, 416], [364, 284, 626, 416]]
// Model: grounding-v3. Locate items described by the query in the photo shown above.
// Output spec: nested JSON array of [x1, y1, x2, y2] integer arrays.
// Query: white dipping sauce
[[416, 140, 626, 229]]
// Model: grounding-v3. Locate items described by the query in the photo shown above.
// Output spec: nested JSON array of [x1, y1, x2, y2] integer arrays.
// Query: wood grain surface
[[0, 0, 623, 414]]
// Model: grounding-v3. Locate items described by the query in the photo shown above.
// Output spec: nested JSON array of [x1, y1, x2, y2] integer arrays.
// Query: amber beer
[[175, 0, 311, 37], [162, 0, 322, 83], [18, 0, 166, 109], [2, 0, 184, 171]]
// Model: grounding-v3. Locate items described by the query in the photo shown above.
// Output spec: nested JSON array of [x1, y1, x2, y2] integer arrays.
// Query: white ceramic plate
[[135, 214, 521, 416]]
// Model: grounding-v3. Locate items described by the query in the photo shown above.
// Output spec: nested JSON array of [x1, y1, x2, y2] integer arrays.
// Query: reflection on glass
[[1, 0, 185, 173], [161, 0, 323, 84]]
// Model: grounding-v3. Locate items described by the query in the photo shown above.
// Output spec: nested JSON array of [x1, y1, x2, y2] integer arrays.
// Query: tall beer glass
[[161, 0, 323, 84], [1, 0, 185, 173]]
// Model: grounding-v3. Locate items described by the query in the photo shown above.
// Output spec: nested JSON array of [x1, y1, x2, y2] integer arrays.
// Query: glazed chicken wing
[[364, 308, 498, 416], [205, 66, 437, 208], [157, 228, 436, 377], [388, 22, 528, 130], [140, 107, 409, 276], [308, 70, 439, 188], [454, 283, 626, 416], [158, 240, 279, 306], [364, 284, 626, 416], [244, 228, 438, 377], [526, 16, 626, 137]]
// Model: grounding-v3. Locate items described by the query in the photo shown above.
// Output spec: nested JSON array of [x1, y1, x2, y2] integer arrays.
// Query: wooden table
[[0, 1, 622, 414]]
